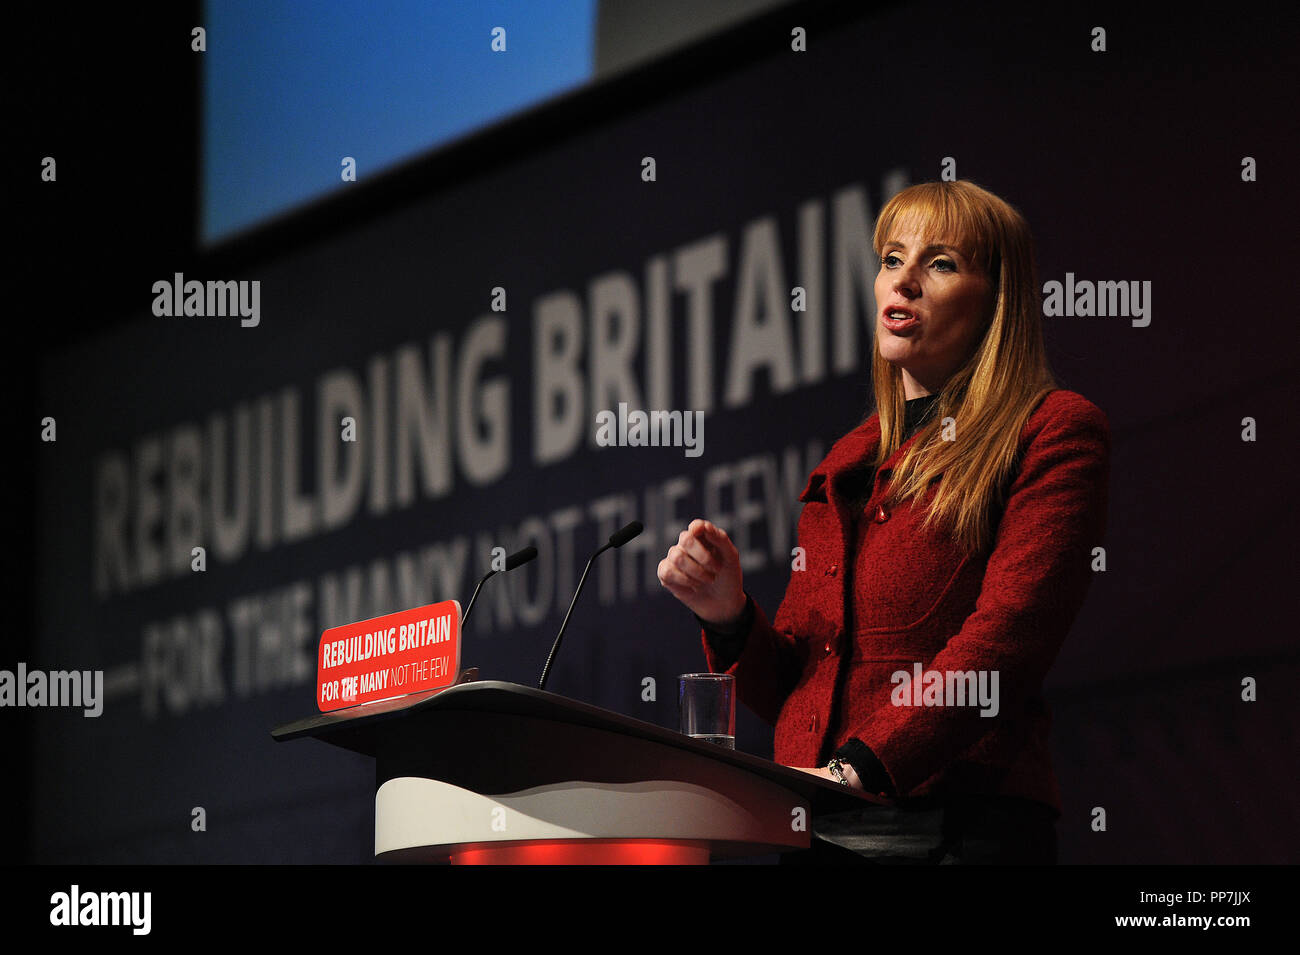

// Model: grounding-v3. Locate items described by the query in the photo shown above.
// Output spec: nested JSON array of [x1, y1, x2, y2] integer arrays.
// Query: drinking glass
[[678, 673, 735, 749]]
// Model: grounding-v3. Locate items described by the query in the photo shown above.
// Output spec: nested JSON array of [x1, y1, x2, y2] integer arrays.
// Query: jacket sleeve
[[695, 597, 754, 670], [847, 396, 1111, 798], [701, 596, 807, 727]]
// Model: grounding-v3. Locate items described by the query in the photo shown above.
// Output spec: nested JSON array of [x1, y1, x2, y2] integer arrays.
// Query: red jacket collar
[[799, 414, 927, 503]]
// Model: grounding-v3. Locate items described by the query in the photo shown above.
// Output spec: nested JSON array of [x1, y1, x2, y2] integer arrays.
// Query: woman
[[657, 180, 1109, 864]]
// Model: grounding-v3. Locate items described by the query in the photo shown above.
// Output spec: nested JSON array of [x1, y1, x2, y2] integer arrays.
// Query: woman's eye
[[881, 253, 900, 267], [933, 258, 956, 272]]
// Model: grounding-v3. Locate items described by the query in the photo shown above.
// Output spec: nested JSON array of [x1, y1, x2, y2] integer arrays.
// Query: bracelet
[[827, 757, 851, 786]]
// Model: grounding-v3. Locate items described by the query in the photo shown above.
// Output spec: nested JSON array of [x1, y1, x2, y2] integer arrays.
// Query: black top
[[697, 394, 941, 796]]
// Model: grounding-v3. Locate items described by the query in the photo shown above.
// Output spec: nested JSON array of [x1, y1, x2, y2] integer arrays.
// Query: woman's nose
[[893, 273, 920, 297]]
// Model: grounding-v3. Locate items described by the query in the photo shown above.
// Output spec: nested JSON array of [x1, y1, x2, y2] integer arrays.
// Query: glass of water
[[679, 673, 735, 749]]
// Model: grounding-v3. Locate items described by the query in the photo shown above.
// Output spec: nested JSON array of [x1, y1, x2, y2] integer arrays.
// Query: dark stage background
[[8, 0, 1297, 865]]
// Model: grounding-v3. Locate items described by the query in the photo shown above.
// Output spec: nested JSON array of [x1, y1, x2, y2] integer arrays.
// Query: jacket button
[[874, 503, 889, 523], [824, 641, 834, 655], [810, 714, 817, 732], [824, 563, 837, 576]]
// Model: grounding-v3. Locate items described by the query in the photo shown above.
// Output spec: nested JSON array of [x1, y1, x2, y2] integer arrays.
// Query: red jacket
[[703, 389, 1110, 813]]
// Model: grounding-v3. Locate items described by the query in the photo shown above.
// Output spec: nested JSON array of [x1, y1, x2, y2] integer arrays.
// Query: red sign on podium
[[316, 600, 462, 712]]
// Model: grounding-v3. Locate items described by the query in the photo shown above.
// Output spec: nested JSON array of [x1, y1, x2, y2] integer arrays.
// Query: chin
[[877, 344, 914, 367]]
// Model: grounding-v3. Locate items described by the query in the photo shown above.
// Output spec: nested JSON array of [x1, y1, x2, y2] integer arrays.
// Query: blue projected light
[[202, 0, 596, 244]]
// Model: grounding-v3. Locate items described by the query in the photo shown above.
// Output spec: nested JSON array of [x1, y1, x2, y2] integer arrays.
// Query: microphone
[[460, 545, 538, 631], [537, 520, 643, 691]]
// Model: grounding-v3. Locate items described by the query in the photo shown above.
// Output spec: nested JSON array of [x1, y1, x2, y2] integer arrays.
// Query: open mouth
[[882, 308, 919, 331]]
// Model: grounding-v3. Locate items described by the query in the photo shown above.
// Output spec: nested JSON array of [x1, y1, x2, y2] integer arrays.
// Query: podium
[[272, 680, 882, 864]]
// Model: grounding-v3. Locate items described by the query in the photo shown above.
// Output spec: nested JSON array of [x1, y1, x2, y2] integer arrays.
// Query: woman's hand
[[657, 519, 747, 628], [791, 764, 864, 790]]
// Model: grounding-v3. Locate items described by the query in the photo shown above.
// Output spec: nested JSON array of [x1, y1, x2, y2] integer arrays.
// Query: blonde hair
[[870, 180, 1057, 554]]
